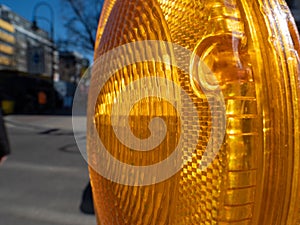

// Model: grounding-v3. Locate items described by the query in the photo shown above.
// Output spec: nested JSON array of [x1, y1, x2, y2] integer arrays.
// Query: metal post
[[32, 2, 55, 112]]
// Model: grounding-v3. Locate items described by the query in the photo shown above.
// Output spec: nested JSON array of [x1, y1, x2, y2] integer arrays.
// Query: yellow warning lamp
[[87, 0, 300, 224]]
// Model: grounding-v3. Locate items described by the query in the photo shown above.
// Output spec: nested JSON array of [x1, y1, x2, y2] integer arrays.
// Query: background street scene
[[0, 1, 100, 224]]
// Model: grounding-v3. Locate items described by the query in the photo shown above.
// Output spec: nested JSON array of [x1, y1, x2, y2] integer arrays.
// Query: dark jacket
[[0, 88, 10, 159], [0, 109, 10, 159]]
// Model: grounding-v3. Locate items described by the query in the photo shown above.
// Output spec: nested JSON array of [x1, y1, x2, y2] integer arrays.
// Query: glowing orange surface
[[88, 0, 300, 224]]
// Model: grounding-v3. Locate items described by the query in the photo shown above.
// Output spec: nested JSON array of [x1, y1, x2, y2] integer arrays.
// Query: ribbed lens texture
[[89, 0, 300, 224]]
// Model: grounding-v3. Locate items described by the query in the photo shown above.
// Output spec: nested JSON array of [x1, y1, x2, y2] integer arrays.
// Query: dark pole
[[32, 2, 54, 41], [32, 2, 55, 112]]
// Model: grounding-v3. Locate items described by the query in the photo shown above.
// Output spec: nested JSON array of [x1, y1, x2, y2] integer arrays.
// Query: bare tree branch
[[59, 0, 103, 56], [69, 0, 96, 46]]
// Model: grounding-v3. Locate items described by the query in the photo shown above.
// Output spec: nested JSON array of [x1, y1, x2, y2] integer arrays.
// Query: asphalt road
[[0, 116, 97, 225]]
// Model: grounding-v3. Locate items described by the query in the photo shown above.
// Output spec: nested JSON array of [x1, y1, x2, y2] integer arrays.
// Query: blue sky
[[1, 0, 94, 61], [1, 0, 64, 41]]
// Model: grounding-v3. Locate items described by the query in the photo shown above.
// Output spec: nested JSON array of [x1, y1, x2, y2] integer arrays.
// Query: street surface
[[0, 115, 96, 225]]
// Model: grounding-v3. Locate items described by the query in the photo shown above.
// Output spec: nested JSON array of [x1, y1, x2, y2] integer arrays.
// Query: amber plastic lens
[[88, 0, 300, 224]]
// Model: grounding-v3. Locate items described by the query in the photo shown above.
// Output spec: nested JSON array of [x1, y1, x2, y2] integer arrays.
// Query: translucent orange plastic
[[88, 0, 300, 224]]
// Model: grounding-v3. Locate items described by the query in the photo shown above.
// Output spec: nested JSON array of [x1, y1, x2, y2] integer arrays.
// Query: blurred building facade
[[0, 4, 58, 78], [59, 51, 89, 83], [0, 7, 14, 70], [54, 51, 89, 109]]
